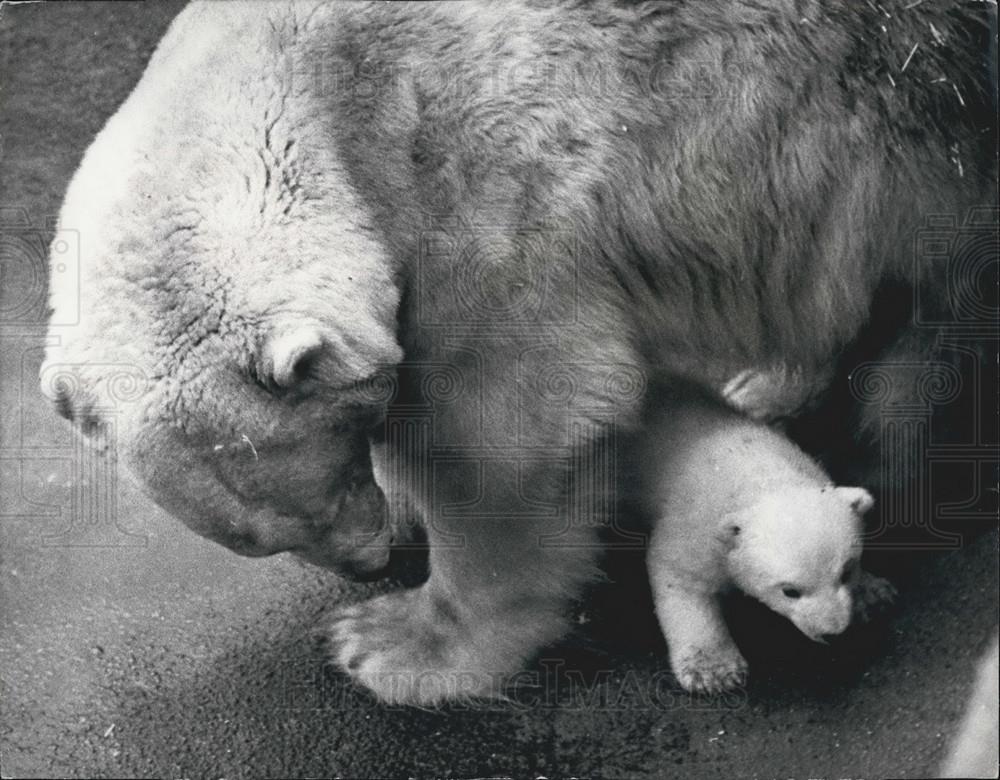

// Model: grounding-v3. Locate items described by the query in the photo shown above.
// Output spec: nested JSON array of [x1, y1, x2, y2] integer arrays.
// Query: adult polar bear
[[43, 1, 993, 704]]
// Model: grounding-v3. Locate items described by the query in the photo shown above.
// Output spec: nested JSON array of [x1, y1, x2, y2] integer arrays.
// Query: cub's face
[[728, 486, 873, 641], [41, 2, 403, 578]]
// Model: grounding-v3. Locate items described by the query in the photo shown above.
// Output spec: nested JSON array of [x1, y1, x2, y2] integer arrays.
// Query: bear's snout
[[797, 589, 853, 642], [53, 382, 74, 421], [49, 381, 110, 450]]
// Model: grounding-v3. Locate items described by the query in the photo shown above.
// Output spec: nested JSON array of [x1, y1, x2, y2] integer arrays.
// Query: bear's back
[[325, 1, 994, 388]]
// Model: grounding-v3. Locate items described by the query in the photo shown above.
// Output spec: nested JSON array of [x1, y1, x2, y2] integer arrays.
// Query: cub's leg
[[649, 530, 747, 693], [652, 576, 747, 693]]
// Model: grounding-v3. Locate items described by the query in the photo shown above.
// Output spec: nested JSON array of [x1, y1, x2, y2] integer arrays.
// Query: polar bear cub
[[641, 388, 893, 694]]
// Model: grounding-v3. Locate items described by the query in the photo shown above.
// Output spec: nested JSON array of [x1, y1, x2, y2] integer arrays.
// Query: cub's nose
[[821, 632, 843, 644]]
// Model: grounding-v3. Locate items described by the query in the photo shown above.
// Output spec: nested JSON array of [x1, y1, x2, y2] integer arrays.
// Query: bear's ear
[[836, 487, 874, 516], [261, 326, 402, 391], [264, 328, 326, 389]]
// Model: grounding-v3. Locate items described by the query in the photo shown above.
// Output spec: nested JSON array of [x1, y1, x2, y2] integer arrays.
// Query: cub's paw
[[852, 570, 898, 624], [327, 588, 495, 706], [671, 642, 748, 694]]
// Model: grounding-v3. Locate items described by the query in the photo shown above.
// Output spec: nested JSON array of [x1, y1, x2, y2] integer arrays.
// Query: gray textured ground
[[1, 3, 997, 778]]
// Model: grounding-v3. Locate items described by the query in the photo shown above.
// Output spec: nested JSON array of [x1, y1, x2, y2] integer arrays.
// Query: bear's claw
[[852, 571, 898, 624], [673, 645, 749, 694]]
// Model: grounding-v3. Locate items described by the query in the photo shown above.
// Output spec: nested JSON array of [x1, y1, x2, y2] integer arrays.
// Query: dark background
[[1, 3, 997, 778]]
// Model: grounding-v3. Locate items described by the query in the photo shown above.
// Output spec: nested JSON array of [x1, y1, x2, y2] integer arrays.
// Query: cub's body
[[641, 390, 890, 692]]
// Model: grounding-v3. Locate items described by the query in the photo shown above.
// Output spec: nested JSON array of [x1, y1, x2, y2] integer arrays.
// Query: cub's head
[[41, 2, 403, 578], [726, 485, 873, 642]]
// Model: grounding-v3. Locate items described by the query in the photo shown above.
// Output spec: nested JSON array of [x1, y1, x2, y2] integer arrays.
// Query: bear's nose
[[53, 384, 75, 421], [52, 384, 107, 444]]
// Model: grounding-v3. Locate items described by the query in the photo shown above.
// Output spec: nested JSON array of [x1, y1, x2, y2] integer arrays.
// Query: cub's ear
[[261, 325, 402, 390], [836, 487, 874, 516]]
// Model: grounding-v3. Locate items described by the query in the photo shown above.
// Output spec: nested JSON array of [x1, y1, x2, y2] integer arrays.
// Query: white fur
[[40, 0, 954, 704], [42, 1, 403, 575], [641, 390, 875, 693]]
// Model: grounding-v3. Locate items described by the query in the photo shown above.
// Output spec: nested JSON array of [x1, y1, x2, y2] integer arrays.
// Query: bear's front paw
[[327, 588, 496, 706], [672, 642, 748, 694], [852, 570, 897, 624]]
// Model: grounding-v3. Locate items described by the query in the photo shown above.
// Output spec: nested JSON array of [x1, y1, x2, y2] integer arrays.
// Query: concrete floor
[[1, 3, 997, 778]]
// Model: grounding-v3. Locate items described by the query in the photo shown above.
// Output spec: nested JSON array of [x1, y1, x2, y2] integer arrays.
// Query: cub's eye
[[781, 586, 802, 599]]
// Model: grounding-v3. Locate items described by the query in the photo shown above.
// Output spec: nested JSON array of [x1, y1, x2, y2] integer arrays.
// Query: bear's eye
[[781, 586, 802, 599]]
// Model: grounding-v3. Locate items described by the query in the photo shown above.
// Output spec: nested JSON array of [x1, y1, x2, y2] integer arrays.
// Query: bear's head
[[725, 485, 873, 642], [41, 3, 404, 578]]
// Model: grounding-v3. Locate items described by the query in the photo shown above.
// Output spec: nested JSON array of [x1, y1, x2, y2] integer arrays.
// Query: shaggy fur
[[640, 386, 894, 693], [43, 0, 995, 704]]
